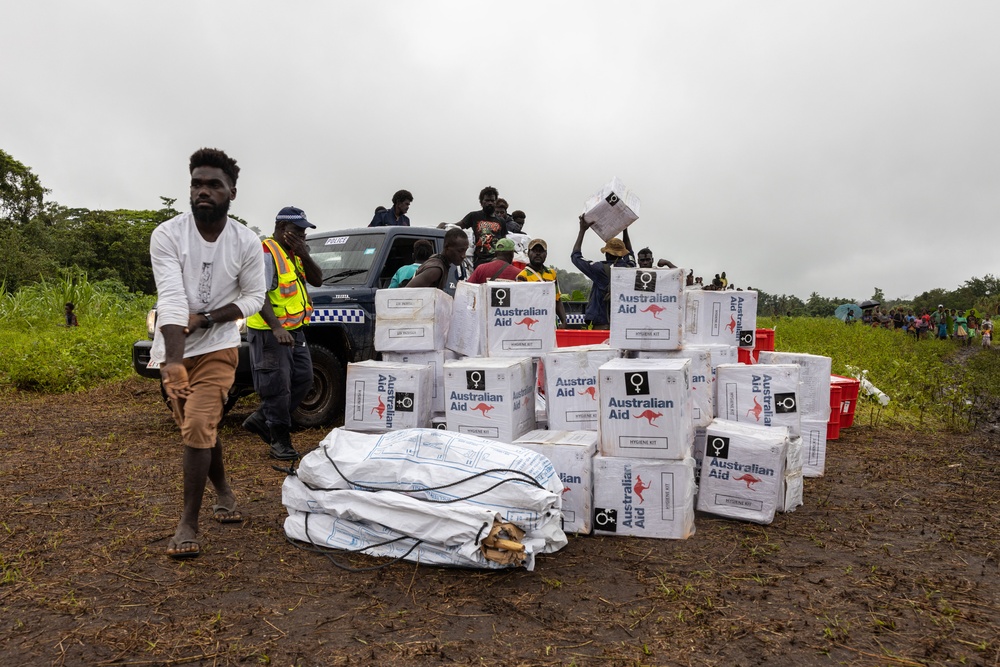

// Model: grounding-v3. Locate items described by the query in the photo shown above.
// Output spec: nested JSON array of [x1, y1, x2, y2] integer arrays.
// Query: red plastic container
[[556, 329, 610, 347], [827, 384, 843, 440], [830, 374, 861, 428], [737, 328, 775, 364], [754, 328, 775, 352]]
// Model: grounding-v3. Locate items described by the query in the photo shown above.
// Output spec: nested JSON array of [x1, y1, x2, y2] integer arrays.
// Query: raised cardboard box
[[598, 358, 693, 460], [608, 267, 685, 351], [374, 288, 453, 352], [582, 177, 640, 242]]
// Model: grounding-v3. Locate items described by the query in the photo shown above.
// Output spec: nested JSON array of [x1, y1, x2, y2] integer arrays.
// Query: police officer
[[243, 207, 322, 460]]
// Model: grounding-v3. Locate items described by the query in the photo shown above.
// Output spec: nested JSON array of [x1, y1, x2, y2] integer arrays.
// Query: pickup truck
[[132, 225, 447, 427]]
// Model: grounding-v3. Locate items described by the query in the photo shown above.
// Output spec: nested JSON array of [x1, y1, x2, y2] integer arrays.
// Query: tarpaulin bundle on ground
[[282, 427, 568, 570]]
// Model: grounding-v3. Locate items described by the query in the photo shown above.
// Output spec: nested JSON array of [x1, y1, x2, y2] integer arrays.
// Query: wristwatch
[[199, 311, 215, 328]]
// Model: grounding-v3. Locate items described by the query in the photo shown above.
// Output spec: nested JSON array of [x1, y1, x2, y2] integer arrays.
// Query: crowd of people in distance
[[855, 304, 994, 348]]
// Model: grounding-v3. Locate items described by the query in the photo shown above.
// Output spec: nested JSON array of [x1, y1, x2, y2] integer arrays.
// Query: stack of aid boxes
[[443, 281, 559, 443], [352, 288, 455, 432], [591, 267, 697, 540]]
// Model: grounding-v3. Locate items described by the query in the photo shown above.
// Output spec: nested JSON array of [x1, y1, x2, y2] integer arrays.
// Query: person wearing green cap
[[467, 237, 521, 283]]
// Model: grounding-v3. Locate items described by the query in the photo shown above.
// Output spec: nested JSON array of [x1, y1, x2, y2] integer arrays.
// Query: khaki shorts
[[168, 347, 238, 449]]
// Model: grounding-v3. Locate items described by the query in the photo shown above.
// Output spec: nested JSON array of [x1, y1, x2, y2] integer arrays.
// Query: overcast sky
[[3, 1, 998, 302]]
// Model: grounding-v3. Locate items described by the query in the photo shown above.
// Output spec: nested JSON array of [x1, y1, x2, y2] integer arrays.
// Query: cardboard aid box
[[446, 281, 486, 357], [443, 357, 536, 442], [800, 418, 828, 478], [598, 358, 693, 460], [383, 349, 460, 414], [698, 419, 788, 525], [345, 360, 433, 432], [592, 456, 696, 539], [582, 177, 641, 242], [636, 348, 713, 427], [485, 282, 557, 357], [543, 344, 619, 431], [515, 430, 598, 534], [716, 363, 801, 437], [757, 351, 833, 422], [374, 288, 453, 352], [609, 267, 685, 351]]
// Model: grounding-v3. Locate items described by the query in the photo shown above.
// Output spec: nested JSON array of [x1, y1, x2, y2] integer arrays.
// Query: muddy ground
[[1, 378, 998, 666]]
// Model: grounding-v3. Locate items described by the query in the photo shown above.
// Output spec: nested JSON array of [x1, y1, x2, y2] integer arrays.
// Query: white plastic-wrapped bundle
[[283, 428, 568, 570]]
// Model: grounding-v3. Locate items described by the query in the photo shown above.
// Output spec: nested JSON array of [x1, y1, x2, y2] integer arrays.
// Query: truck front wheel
[[293, 344, 346, 428]]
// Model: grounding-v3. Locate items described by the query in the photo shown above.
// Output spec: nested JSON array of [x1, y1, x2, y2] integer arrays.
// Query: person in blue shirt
[[389, 239, 434, 288], [570, 214, 635, 329], [369, 190, 412, 226]]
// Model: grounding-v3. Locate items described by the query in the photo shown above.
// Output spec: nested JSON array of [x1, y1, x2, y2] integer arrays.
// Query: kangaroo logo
[[640, 304, 665, 320], [634, 409, 663, 426], [746, 396, 763, 421], [515, 317, 539, 331], [733, 473, 761, 489], [726, 315, 737, 333], [633, 475, 652, 503], [581, 386, 598, 400], [371, 394, 386, 419], [472, 403, 494, 418]]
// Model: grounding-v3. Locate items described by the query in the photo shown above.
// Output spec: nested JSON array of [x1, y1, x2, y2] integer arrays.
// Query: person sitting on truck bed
[[406, 227, 469, 290], [369, 190, 412, 227], [389, 239, 434, 288], [243, 206, 323, 461]]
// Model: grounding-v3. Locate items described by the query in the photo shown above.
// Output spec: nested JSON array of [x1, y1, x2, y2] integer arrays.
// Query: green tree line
[[3, 147, 998, 314]]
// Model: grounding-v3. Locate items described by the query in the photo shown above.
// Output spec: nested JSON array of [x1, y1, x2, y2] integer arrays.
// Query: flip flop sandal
[[167, 538, 201, 560], [212, 504, 244, 524]]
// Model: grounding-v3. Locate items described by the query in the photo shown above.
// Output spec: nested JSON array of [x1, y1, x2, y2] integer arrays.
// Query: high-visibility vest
[[247, 238, 313, 330]]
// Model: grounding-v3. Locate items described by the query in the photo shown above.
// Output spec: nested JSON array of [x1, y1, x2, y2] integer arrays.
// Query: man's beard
[[191, 198, 230, 224], [483, 204, 495, 216]]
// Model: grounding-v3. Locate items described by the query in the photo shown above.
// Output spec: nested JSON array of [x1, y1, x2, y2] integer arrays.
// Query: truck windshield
[[306, 234, 384, 285]]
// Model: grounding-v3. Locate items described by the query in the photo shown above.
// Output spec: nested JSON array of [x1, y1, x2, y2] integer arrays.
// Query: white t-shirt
[[149, 212, 265, 363]]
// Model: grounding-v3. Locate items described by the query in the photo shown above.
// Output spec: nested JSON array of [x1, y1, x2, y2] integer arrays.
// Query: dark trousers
[[248, 328, 313, 427]]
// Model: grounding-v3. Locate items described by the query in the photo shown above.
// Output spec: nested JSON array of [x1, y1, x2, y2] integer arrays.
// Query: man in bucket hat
[[570, 215, 635, 329], [243, 206, 322, 461]]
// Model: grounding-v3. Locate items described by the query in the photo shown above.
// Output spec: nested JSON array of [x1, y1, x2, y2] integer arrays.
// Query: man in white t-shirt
[[150, 148, 265, 559]]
